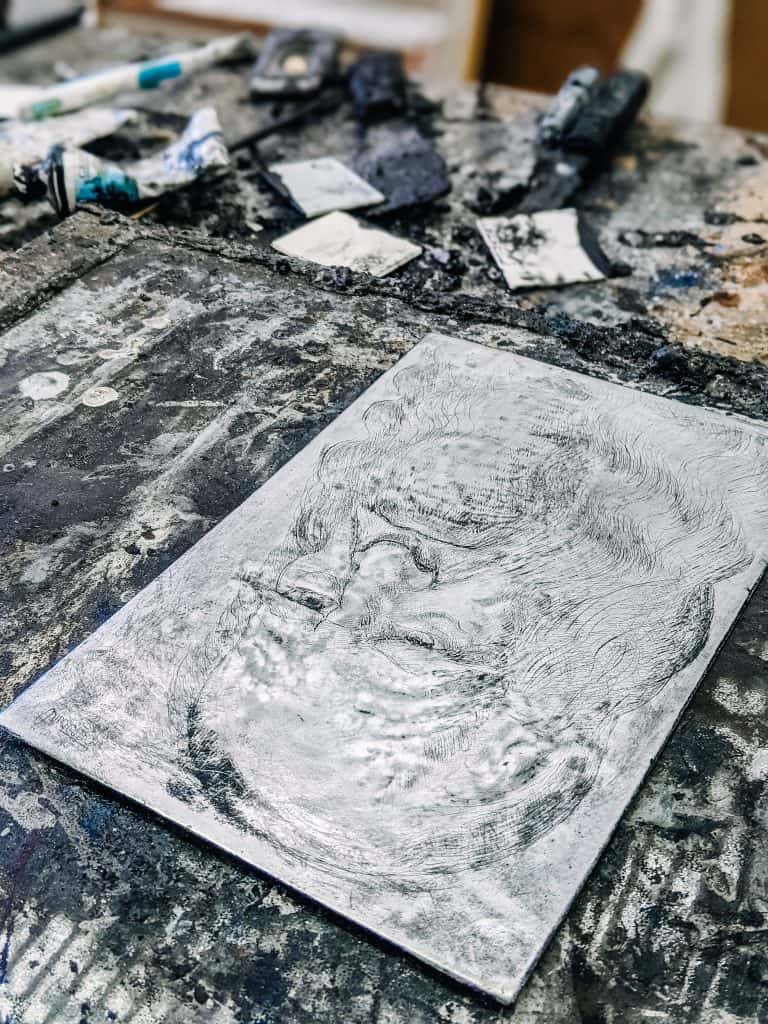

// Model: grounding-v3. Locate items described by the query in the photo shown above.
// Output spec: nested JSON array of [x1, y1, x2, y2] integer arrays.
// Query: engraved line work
[[152, 346, 768, 884], [26, 345, 768, 895]]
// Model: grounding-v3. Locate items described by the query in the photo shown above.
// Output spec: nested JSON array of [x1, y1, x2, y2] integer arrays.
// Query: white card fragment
[[272, 210, 421, 277], [478, 208, 612, 290], [266, 157, 385, 217]]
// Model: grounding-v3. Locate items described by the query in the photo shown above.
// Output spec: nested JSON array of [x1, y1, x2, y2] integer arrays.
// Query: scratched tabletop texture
[[0, 25, 767, 1024]]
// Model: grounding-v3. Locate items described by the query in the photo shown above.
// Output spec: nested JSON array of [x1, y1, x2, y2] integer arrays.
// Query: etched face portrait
[[10, 336, 768, 1000], [166, 346, 763, 883]]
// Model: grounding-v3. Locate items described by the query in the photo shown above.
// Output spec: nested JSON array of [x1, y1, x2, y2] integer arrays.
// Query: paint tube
[[40, 106, 229, 216], [0, 106, 135, 197], [250, 29, 341, 97], [14, 34, 254, 121], [520, 68, 649, 213], [538, 66, 599, 145]]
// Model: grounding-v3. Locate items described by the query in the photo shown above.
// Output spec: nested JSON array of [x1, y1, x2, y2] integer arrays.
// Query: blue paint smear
[[79, 800, 113, 839], [77, 168, 140, 206], [655, 267, 701, 291], [174, 130, 222, 173], [138, 61, 183, 89]]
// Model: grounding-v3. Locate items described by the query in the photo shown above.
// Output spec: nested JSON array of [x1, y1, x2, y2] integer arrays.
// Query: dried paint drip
[[96, 347, 134, 360], [144, 316, 171, 331], [81, 386, 119, 407], [18, 371, 69, 400]]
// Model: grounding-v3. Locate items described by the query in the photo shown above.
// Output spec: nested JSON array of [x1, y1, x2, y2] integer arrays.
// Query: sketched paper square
[[2, 335, 767, 1004], [478, 208, 612, 290], [272, 210, 421, 277], [265, 157, 385, 217]]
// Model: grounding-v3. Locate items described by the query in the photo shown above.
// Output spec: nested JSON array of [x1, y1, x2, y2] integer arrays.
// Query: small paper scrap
[[478, 208, 612, 290], [272, 210, 421, 277], [264, 157, 384, 218]]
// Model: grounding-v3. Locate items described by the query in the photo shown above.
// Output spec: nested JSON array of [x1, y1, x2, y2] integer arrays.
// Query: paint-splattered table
[[1, 25, 767, 1024]]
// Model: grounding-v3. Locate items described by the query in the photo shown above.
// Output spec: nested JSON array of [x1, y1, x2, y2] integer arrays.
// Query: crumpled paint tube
[[14, 34, 253, 121], [0, 106, 135, 196], [39, 107, 229, 216]]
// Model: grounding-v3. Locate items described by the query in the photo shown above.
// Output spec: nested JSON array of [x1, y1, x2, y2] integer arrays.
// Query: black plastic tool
[[538, 65, 599, 145], [562, 70, 649, 159], [250, 29, 341, 97], [519, 68, 649, 213]]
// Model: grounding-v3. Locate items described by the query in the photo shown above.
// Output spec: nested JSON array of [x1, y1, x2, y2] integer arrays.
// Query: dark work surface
[[0, 25, 767, 1024]]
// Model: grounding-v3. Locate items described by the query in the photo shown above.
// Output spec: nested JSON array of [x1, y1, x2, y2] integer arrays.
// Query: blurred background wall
[[482, 0, 766, 131], [76, 0, 768, 130]]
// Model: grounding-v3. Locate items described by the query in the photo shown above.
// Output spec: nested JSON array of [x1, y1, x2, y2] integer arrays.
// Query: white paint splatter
[[56, 349, 90, 366], [261, 889, 299, 917], [145, 315, 171, 330], [713, 678, 767, 716], [18, 371, 70, 401], [96, 346, 136, 360], [748, 748, 768, 782], [81, 385, 119, 408]]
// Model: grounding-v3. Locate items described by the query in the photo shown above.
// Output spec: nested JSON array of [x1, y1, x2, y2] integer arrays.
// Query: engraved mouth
[[276, 585, 333, 614], [246, 581, 326, 626]]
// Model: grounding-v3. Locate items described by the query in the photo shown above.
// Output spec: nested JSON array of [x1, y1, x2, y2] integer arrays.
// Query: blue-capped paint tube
[[41, 107, 230, 216], [137, 61, 183, 91], [1, 106, 135, 197], [16, 35, 253, 121]]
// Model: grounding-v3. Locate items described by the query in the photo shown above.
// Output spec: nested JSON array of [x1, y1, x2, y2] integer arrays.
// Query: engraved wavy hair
[[164, 345, 768, 882]]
